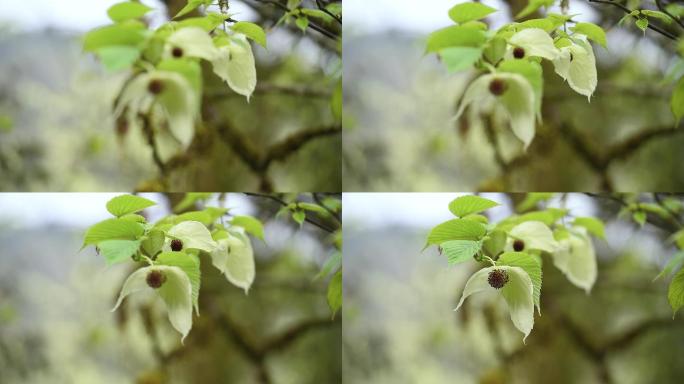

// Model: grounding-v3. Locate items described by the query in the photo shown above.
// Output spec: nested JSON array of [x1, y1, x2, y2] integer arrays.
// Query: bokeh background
[[343, 193, 684, 384], [0, 193, 341, 384], [0, 0, 341, 192], [342, 0, 684, 191]]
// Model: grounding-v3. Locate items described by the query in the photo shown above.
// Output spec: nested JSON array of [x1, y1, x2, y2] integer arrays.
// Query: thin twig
[[588, 0, 678, 40]]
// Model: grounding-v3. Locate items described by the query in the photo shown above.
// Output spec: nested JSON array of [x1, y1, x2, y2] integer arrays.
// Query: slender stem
[[656, 0, 684, 30], [587, 0, 678, 40]]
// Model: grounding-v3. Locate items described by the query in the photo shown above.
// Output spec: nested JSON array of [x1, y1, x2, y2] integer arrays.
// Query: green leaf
[[655, 251, 684, 281], [441, 240, 481, 265], [448, 2, 497, 24], [295, 16, 309, 32], [483, 229, 507, 258], [83, 23, 146, 52], [571, 22, 607, 48], [120, 213, 147, 223], [316, 251, 342, 280], [157, 251, 201, 315], [107, 1, 153, 23], [426, 25, 487, 53], [635, 17, 649, 32], [668, 268, 684, 316], [175, 0, 209, 19], [672, 77, 684, 124], [426, 219, 487, 247], [157, 58, 203, 96], [292, 210, 306, 225], [95, 45, 140, 72], [499, 252, 542, 313], [439, 46, 483, 73], [142, 229, 165, 258], [231, 215, 265, 241], [642, 9, 673, 24], [83, 218, 145, 247], [97, 239, 141, 265], [633, 211, 647, 227], [174, 192, 213, 212], [515, 0, 555, 19], [448, 195, 500, 217], [516, 193, 555, 212], [327, 270, 342, 318], [106, 194, 156, 217], [231, 22, 267, 48], [572, 217, 606, 239]]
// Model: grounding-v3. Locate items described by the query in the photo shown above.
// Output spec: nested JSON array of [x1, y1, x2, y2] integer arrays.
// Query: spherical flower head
[[513, 239, 525, 252], [146, 269, 167, 289], [170, 239, 184, 252], [172, 47, 184, 58], [488, 269, 509, 289], [147, 79, 164, 95], [513, 47, 526, 59], [489, 78, 507, 96]]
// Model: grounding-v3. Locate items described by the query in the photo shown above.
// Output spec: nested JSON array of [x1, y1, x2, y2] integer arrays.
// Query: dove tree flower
[[506, 221, 560, 254], [112, 265, 194, 341], [553, 227, 597, 293], [552, 37, 598, 100], [456, 265, 535, 341], [210, 228, 256, 293], [506, 28, 560, 61], [211, 33, 258, 100], [454, 72, 537, 149]]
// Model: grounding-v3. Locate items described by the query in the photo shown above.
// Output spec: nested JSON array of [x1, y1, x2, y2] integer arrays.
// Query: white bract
[[552, 228, 597, 293], [454, 73, 536, 149], [456, 266, 535, 341], [115, 70, 199, 161], [210, 229, 255, 293], [507, 221, 559, 253], [212, 34, 257, 100], [165, 27, 218, 60], [165, 221, 218, 253], [553, 38, 597, 100], [112, 265, 193, 341], [507, 28, 560, 60]]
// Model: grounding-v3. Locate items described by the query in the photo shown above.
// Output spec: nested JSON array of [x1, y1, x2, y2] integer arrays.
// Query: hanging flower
[[552, 227, 597, 293], [115, 70, 199, 161], [552, 37, 597, 100], [210, 229, 255, 293], [454, 72, 536, 149], [506, 28, 560, 61], [162, 220, 218, 253], [211, 33, 257, 100], [164, 27, 218, 61], [455, 265, 535, 341], [112, 265, 193, 341], [505, 221, 559, 253]]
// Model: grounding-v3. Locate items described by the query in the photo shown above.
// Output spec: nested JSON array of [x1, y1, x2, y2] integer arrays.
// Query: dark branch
[[588, 0, 678, 40]]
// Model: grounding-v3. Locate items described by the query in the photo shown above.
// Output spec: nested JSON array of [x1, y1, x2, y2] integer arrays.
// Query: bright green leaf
[[231, 22, 267, 48], [327, 270, 342, 317], [426, 218, 487, 246], [441, 240, 481, 265], [107, 1, 153, 22], [439, 46, 483, 73], [426, 25, 487, 53], [572, 217, 606, 239], [106, 194, 156, 217], [448, 2, 497, 24], [231, 215, 265, 241], [571, 22, 607, 48], [97, 239, 141, 265], [84, 218, 145, 247], [668, 268, 684, 316], [448, 195, 500, 217]]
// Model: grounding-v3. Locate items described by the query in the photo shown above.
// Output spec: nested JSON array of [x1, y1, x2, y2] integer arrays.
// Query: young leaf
[[231, 22, 267, 48], [448, 195, 500, 217], [327, 270, 342, 318], [426, 26, 487, 53], [106, 194, 156, 217], [571, 22, 607, 48], [175, 0, 209, 19], [655, 251, 684, 281], [316, 251, 342, 280], [107, 1, 153, 23], [635, 18, 649, 32], [84, 218, 145, 247], [448, 2, 497, 24], [441, 240, 481, 265], [231, 215, 265, 241], [83, 24, 146, 52], [97, 239, 141, 265], [572, 217, 606, 239], [426, 219, 487, 246], [439, 47, 483, 73], [292, 210, 306, 225], [515, 0, 555, 19], [668, 268, 684, 316], [95, 45, 141, 72]]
